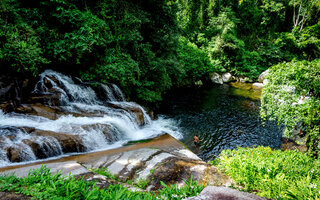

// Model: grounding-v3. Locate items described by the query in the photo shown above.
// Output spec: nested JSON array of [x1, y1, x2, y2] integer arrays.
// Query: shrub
[[215, 146, 320, 199]]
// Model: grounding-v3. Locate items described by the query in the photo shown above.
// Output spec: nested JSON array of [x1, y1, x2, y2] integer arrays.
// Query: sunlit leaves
[[261, 59, 320, 155]]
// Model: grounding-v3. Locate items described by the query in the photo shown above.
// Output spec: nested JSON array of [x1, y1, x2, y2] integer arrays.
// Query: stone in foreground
[[184, 186, 268, 200]]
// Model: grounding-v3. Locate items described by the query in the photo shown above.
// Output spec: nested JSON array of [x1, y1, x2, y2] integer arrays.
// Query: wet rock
[[22, 139, 47, 159], [184, 186, 268, 200], [5, 146, 24, 162], [32, 130, 85, 153], [81, 124, 117, 142], [107, 102, 146, 125], [18, 127, 36, 134], [209, 73, 223, 85], [15, 104, 61, 120]]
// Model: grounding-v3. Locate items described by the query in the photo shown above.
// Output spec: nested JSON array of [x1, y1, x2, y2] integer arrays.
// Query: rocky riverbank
[[0, 134, 268, 200]]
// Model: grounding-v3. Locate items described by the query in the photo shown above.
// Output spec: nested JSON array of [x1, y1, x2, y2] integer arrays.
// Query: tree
[[290, 0, 320, 31], [261, 59, 320, 156]]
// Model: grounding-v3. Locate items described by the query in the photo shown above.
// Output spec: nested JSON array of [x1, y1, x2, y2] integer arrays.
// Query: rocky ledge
[[0, 134, 267, 200]]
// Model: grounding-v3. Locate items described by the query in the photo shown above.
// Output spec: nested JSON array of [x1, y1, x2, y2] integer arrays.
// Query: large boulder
[[81, 146, 233, 190], [209, 73, 223, 85], [258, 69, 269, 83]]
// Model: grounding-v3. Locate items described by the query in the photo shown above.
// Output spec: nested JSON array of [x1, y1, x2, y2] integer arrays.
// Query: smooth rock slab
[[184, 186, 268, 200], [0, 161, 89, 178]]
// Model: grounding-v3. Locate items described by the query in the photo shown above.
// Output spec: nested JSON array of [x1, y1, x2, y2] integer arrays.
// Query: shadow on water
[[158, 83, 283, 161]]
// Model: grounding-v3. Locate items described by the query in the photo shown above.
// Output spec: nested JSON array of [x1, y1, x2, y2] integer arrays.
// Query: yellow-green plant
[[215, 146, 320, 200]]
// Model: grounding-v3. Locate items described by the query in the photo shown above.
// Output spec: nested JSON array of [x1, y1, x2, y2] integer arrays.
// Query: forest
[[0, 0, 320, 155]]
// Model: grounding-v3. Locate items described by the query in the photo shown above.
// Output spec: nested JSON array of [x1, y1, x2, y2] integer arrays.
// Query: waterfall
[[0, 70, 182, 167]]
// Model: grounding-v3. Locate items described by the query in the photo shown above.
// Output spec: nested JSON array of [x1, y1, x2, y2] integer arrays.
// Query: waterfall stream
[[0, 70, 182, 167]]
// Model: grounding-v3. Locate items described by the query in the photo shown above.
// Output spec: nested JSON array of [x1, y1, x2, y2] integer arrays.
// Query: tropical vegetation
[[213, 146, 320, 200], [0, 165, 204, 200], [1, 0, 319, 106]]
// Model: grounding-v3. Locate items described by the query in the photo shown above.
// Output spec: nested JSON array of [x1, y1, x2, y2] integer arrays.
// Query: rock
[[32, 130, 85, 153], [252, 83, 264, 89], [263, 79, 269, 85], [145, 185, 155, 191], [184, 186, 268, 200], [15, 104, 61, 120], [28, 104, 61, 120], [258, 69, 269, 83], [0, 102, 15, 113], [5, 146, 23, 162], [81, 145, 232, 190], [5, 144, 35, 163], [282, 139, 308, 153], [209, 73, 223, 85], [0, 191, 31, 200], [0, 161, 90, 178], [22, 139, 47, 159], [222, 73, 233, 83], [81, 124, 117, 142], [107, 102, 146, 126], [28, 93, 62, 106]]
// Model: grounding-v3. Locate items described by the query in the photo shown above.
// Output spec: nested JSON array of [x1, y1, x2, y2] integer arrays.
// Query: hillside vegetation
[[1, 0, 320, 154], [1, 0, 319, 104]]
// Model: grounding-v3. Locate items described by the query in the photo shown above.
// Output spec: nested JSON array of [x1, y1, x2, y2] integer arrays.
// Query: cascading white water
[[0, 70, 182, 167]]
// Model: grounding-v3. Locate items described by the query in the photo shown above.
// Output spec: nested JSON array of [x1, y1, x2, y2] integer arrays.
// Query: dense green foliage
[[261, 59, 320, 156], [176, 0, 320, 78], [1, 0, 319, 104], [0, 165, 204, 200], [213, 146, 320, 200]]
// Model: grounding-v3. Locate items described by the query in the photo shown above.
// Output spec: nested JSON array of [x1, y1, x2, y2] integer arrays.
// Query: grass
[[211, 146, 320, 200], [0, 165, 204, 200]]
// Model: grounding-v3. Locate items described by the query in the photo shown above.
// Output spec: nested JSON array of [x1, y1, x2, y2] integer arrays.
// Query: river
[[159, 83, 283, 161]]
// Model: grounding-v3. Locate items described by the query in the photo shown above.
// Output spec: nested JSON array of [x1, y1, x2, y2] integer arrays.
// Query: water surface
[[159, 83, 283, 161]]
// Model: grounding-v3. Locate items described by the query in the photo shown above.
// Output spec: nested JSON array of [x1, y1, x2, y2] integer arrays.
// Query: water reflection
[[159, 83, 283, 161]]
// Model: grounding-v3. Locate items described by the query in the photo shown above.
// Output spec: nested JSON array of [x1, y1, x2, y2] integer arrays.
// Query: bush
[[215, 146, 320, 199], [0, 165, 204, 200]]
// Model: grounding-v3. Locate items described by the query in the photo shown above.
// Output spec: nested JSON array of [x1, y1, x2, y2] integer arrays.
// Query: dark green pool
[[159, 83, 283, 161]]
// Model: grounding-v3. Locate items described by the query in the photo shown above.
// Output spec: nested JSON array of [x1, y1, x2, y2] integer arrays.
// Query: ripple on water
[[159, 84, 283, 161]]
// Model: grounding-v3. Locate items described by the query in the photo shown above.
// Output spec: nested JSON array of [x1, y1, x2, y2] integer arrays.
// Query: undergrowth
[[211, 146, 320, 200], [0, 165, 204, 200]]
